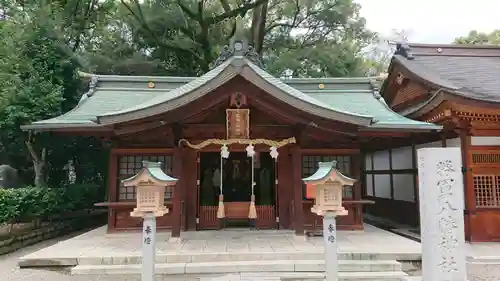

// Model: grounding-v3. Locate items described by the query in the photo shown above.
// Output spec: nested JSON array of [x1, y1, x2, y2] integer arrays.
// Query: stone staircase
[[70, 252, 410, 280]]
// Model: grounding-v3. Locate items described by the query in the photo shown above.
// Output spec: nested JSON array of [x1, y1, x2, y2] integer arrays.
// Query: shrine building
[[22, 41, 441, 238], [367, 43, 500, 242]]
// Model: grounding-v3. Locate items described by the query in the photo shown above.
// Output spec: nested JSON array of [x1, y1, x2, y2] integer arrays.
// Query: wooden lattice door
[[470, 149, 500, 208], [197, 152, 220, 229]]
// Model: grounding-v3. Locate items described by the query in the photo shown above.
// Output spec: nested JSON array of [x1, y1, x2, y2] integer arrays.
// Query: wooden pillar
[[411, 138, 418, 203], [171, 147, 184, 238], [277, 147, 292, 229], [388, 147, 394, 200], [292, 145, 304, 235], [351, 153, 362, 201], [351, 152, 362, 226], [107, 149, 118, 233], [460, 128, 474, 241], [185, 149, 198, 230], [441, 132, 448, 147]]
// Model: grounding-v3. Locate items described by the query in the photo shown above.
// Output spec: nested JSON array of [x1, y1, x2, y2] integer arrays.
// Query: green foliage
[[0, 2, 108, 186], [0, 184, 103, 225], [0, 0, 383, 187], [454, 30, 500, 45]]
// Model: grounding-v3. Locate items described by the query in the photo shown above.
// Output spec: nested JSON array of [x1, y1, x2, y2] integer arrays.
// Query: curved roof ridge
[[98, 59, 234, 120], [97, 57, 375, 126], [369, 89, 440, 129], [27, 75, 102, 127], [243, 59, 373, 120]]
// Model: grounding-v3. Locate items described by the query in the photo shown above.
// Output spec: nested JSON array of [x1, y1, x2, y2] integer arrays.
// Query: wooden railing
[[198, 203, 276, 229], [198, 206, 219, 229], [256, 205, 275, 229]]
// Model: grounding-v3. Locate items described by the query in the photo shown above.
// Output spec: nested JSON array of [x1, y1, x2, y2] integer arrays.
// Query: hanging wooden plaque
[[226, 109, 250, 139]]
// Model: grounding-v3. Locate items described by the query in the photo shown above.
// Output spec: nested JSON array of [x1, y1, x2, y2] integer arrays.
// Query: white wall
[[366, 174, 373, 196], [391, 146, 413, 169], [415, 141, 441, 150], [446, 137, 461, 148], [365, 153, 373, 170], [471, 136, 500, 146], [365, 140, 444, 202], [393, 174, 415, 202], [373, 150, 390, 170], [374, 174, 391, 198]]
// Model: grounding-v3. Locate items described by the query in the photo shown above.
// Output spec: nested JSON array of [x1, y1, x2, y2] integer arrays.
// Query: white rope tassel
[[217, 145, 230, 219], [246, 144, 257, 219]]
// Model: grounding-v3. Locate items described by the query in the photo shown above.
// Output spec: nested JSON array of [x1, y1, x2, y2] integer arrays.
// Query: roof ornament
[[210, 16, 264, 69], [210, 41, 265, 69], [244, 45, 265, 68], [87, 75, 99, 97], [395, 43, 414, 60], [76, 75, 99, 106], [211, 45, 234, 68]]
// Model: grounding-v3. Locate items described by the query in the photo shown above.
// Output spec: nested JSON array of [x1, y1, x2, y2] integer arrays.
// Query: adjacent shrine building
[[22, 42, 440, 237], [367, 43, 500, 242]]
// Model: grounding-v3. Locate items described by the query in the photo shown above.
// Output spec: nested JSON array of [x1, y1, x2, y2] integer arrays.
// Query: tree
[[0, 2, 86, 186], [117, 0, 376, 76], [0, 0, 379, 186], [454, 30, 500, 45], [364, 29, 413, 76]]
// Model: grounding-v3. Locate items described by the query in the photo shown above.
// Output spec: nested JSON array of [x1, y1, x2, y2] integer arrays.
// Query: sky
[[355, 0, 500, 44]]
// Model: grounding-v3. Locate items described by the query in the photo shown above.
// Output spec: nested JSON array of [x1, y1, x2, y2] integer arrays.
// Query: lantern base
[[311, 205, 347, 217], [130, 207, 169, 218]]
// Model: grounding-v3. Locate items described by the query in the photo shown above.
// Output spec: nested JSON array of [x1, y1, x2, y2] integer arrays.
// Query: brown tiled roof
[[393, 43, 500, 103]]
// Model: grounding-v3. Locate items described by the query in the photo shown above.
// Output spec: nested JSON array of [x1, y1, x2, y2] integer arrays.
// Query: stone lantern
[[303, 161, 355, 217], [122, 161, 177, 218], [302, 160, 356, 281], [122, 161, 177, 281]]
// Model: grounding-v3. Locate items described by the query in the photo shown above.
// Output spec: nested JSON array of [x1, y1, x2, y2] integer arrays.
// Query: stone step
[[74, 252, 418, 266], [243, 271, 409, 281], [70, 267, 407, 281], [71, 259, 402, 275]]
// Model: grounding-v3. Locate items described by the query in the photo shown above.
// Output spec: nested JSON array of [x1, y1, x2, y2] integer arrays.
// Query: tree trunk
[[250, 0, 268, 54], [25, 139, 46, 187], [33, 159, 45, 187]]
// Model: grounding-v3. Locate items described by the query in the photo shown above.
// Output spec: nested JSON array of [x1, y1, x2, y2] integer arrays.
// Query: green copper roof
[[122, 161, 178, 184], [21, 56, 441, 131], [302, 161, 356, 183], [95, 57, 374, 126]]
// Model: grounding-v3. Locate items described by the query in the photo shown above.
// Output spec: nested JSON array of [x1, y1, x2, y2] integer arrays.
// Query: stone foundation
[[0, 210, 106, 255]]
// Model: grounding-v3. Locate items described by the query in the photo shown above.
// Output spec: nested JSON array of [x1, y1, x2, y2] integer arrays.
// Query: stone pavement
[[5, 225, 500, 281], [0, 231, 142, 281], [19, 224, 422, 267]]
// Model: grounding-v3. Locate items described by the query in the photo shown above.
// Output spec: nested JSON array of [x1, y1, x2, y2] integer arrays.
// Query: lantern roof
[[122, 161, 177, 186], [302, 161, 356, 186]]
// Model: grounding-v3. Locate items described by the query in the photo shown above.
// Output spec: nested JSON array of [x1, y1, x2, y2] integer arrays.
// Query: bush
[[0, 184, 103, 226]]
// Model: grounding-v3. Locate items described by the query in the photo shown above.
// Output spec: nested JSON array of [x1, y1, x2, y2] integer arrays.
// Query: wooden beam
[[107, 147, 118, 233], [171, 147, 183, 238], [115, 121, 167, 135], [111, 148, 173, 155], [299, 148, 360, 155], [171, 123, 183, 146], [388, 146, 394, 200], [358, 131, 411, 138], [411, 137, 418, 204], [460, 126, 474, 241], [291, 145, 304, 235]]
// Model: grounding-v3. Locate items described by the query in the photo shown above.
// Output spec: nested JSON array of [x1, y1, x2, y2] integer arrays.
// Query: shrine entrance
[[198, 151, 276, 229]]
